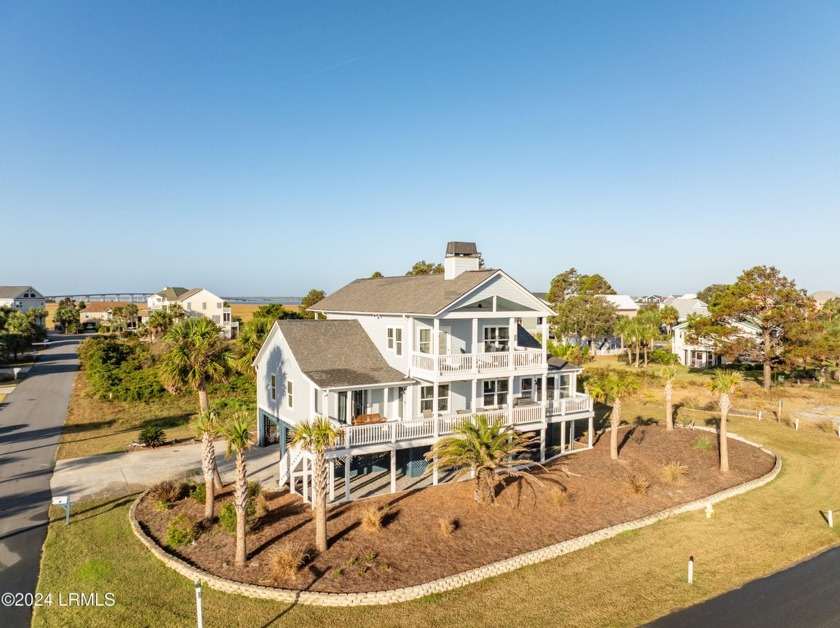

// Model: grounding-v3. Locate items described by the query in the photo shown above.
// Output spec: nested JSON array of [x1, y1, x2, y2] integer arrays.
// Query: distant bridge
[[45, 294, 302, 305]]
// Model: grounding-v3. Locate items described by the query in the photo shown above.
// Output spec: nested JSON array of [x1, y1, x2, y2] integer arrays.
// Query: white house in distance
[[665, 294, 709, 322], [146, 287, 238, 338], [253, 242, 595, 503], [672, 319, 761, 368], [0, 286, 46, 326]]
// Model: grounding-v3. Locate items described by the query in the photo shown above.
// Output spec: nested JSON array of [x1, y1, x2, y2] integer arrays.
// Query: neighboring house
[[599, 294, 639, 318], [147, 287, 238, 338], [672, 319, 761, 368], [811, 290, 840, 309], [0, 286, 46, 326], [633, 295, 664, 305], [665, 294, 709, 322], [254, 242, 595, 504], [79, 301, 128, 331]]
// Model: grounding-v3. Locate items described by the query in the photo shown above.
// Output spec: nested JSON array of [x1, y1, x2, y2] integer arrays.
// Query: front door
[[397, 386, 406, 420]]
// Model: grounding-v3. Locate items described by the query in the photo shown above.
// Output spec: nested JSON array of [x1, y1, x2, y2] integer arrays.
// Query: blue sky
[[1, 1, 838, 297]]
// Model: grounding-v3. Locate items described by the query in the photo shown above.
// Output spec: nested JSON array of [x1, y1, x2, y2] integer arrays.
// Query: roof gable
[[0, 286, 41, 299], [444, 272, 554, 316]]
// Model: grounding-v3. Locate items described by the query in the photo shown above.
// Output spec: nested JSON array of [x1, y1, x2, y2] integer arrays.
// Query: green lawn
[[34, 413, 840, 627]]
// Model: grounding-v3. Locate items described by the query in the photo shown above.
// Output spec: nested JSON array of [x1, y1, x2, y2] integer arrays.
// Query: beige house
[[147, 287, 238, 338]]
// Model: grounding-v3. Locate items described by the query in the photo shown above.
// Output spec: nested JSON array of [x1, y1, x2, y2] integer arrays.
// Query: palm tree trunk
[[665, 381, 674, 431], [719, 393, 730, 473], [202, 433, 216, 520], [314, 452, 328, 553], [198, 379, 209, 413], [234, 450, 248, 566], [763, 330, 772, 390], [634, 341, 640, 368], [474, 467, 496, 505], [643, 342, 649, 367], [610, 398, 622, 460]]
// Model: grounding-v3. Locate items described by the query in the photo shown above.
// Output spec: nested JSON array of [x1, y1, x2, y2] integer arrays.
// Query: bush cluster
[[166, 514, 198, 547], [78, 336, 165, 402]]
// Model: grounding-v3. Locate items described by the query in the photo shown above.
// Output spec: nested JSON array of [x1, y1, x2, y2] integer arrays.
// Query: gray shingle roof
[[0, 286, 34, 298], [548, 356, 582, 372], [446, 241, 478, 256], [311, 270, 497, 315], [278, 320, 411, 388]]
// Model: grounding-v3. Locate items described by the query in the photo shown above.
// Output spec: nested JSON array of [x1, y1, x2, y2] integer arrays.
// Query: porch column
[[344, 454, 351, 502], [509, 317, 516, 367], [329, 459, 335, 502], [508, 374, 514, 424], [540, 428, 546, 462], [541, 317, 548, 363], [390, 448, 396, 493], [472, 318, 479, 371], [561, 420, 567, 452], [471, 379, 477, 412], [433, 456, 439, 485], [433, 318, 440, 374]]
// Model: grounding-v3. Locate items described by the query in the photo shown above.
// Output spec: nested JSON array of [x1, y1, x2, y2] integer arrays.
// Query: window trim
[[483, 326, 510, 352], [270, 375, 276, 401], [420, 384, 450, 413], [286, 381, 294, 408]]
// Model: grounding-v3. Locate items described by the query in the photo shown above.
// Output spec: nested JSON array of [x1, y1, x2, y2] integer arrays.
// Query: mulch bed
[[135, 425, 774, 593]]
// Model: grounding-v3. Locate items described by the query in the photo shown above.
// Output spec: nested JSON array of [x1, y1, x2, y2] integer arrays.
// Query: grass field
[[56, 374, 200, 460], [34, 413, 840, 627], [230, 303, 302, 324]]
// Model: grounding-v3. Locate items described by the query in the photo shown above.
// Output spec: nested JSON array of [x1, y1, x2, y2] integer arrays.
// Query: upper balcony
[[410, 348, 545, 379]]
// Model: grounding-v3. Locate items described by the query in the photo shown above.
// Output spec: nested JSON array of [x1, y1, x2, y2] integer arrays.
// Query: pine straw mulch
[[134, 425, 774, 593]]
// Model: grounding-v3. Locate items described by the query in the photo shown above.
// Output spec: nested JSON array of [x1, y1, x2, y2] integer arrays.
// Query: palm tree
[[159, 317, 232, 414], [124, 303, 139, 331], [659, 365, 679, 430], [190, 411, 221, 521], [708, 370, 742, 473], [660, 305, 680, 334], [234, 316, 274, 375], [637, 310, 662, 367], [615, 316, 642, 367], [221, 413, 253, 567], [147, 310, 173, 343], [290, 417, 342, 553], [167, 302, 186, 321], [587, 370, 640, 460], [424, 415, 540, 506]]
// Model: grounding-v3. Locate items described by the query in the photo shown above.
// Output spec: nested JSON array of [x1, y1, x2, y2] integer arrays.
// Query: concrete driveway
[[0, 334, 82, 628], [51, 440, 281, 501]]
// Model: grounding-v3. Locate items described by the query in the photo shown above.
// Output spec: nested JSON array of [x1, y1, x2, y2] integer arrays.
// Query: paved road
[[648, 545, 840, 627], [0, 335, 81, 628]]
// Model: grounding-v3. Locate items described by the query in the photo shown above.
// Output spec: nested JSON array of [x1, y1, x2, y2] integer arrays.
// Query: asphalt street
[[648, 545, 840, 627], [0, 335, 81, 628]]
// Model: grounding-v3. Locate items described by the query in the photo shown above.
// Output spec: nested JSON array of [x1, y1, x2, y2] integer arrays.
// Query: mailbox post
[[52, 495, 71, 525]]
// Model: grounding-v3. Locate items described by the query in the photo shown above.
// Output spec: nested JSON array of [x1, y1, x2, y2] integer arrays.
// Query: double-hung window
[[270, 375, 276, 401], [482, 379, 509, 407], [387, 328, 403, 356], [286, 381, 294, 408], [418, 328, 431, 354], [420, 384, 449, 413], [521, 377, 533, 400], [483, 327, 509, 352]]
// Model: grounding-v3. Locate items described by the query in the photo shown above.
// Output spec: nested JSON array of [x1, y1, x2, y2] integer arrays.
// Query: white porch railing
[[329, 398, 590, 450], [410, 349, 545, 376]]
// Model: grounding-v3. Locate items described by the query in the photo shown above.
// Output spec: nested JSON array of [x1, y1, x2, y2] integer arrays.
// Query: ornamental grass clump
[[691, 435, 715, 451], [361, 505, 388, 533], [139, 426, 166, 448], [269, 541, 309, 583], [437, 517, 457, 536], [661, 461, 688, 484], [626, 473, 650, 497], [149, 480, 181, 506]]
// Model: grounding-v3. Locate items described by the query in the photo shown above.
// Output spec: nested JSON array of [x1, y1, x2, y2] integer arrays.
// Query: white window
[[419, 328, 431, 354], [223, 312, 231, 322], [286, 381, 294, 408], [557, 374, 571, 399], [314, 389, 322, 414], [483, 327, 509, 352], [420, 384, 449, 413], [217, 302, 222, 309], [202, 302, 207, 310], [482, 379, 509, 408], [387, 328, 403, 356], [521, 377, 533, 399], [270, 375, 276, 401]]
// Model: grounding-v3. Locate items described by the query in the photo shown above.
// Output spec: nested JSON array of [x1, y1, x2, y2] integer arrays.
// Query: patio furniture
[[354, 413, 384, 425]]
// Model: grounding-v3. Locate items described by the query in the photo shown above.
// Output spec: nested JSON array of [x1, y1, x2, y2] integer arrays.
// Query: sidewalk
[[51, 442, 282, 502]]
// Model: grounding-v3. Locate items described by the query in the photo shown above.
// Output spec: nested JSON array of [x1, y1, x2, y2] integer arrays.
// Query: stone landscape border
[[129, 426, 781, 607]]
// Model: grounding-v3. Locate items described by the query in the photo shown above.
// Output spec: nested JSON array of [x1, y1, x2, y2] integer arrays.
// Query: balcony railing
[[411, 349, 545, 376], [330, 395, 590, 449]]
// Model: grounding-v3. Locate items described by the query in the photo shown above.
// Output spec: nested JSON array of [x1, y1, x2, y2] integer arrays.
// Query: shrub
[[550, 488, 568, 508], [219, 503, 237, 534], [269, 541, 309, 583], [361, 505, 388, 533], [139, 426, 166, 448], [253, 493, 270, 520], [247, 480, 262, 500], [166, 514, 197, 547], [631, 428, 646, 445], [661, 461, 688, 483], [626, 473, 650, 497], [189, 483, 206, 503], [691, 435, 715, 451], [149, 480, 181, 505], [676, 413, 696, 429], [437, 517, 457, 536], [649, 348, 679, 364]]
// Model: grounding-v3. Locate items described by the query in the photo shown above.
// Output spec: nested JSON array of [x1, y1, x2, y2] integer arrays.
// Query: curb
[[129, 431, 781, 607]]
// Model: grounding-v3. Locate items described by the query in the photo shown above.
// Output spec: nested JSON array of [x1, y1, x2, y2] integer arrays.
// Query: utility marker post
[[795, 418, 799, 430], [688, 556, 694, 585], [829, 510, 834, 529], [195, 580, 203, 628]]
